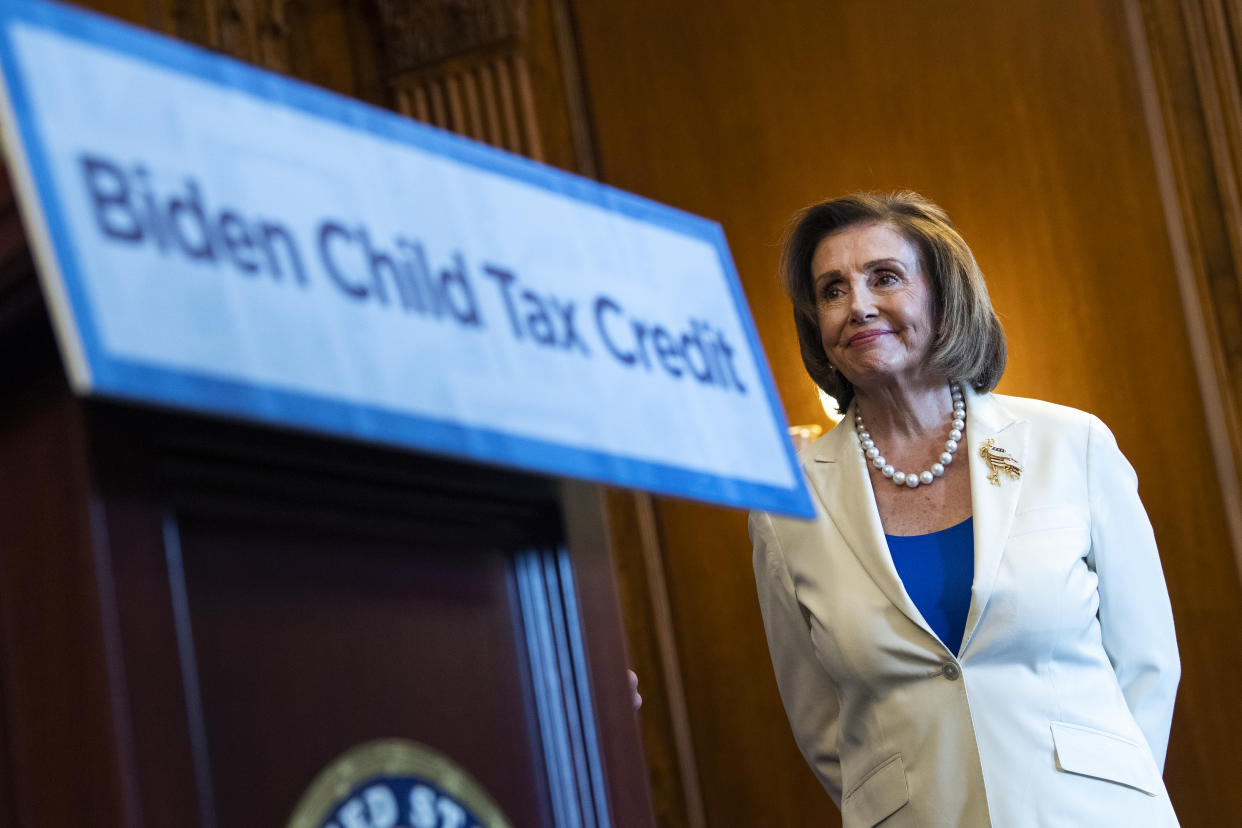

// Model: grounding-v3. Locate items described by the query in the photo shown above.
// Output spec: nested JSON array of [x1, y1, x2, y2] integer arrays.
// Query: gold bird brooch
[[979, 438, 1022, 486]]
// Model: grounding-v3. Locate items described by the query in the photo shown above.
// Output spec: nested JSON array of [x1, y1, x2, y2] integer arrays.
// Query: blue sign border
[[0, 0, 813, 518]]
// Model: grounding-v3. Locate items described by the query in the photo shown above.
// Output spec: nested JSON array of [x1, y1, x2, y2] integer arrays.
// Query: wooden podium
[[0, 170, 655, 826]]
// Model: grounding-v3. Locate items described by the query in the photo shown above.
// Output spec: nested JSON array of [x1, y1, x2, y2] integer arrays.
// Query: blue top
[[885, 517, 975, 656]]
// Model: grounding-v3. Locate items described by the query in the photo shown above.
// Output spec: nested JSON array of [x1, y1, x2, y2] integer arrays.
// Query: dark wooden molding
[[163, 0, 295, 71], [393, 50, 545, 158], [1127, 0, 1242, 578], [372, 0, 526, 75]]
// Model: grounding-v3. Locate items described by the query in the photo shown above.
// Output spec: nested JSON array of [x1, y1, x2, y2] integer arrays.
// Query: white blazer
[[751, 387, 1180, 827]]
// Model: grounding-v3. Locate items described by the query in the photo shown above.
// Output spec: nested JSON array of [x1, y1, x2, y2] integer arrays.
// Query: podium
[[0, 5, 810, 822], [0, 169, 654, 826]]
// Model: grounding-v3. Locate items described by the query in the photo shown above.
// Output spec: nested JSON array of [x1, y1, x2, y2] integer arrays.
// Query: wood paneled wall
[[54, 1, 1242, 823], [570, 0, 1242, 825]]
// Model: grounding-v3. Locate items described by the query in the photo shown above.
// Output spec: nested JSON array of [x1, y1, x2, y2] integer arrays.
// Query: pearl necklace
[[854, 383, 965, 489]]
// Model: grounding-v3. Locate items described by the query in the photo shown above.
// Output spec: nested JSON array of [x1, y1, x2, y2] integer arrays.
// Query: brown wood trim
[[1184, 0, 1242, 292], [510, 53, 545, 161], [476, 62, 505, 145], [630, 493, 706, 828], [494, 57, 524, 151], [546, 0, 597, 178], [1127, 0, 1242, 578]]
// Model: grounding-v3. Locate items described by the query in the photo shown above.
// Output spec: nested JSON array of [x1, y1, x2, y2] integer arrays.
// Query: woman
[[751, 192, 1180, 827]]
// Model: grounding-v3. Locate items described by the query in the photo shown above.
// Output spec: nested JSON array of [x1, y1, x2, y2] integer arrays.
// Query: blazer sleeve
[[750, 510, 844, 805], [1085, 414, 1180, 769]]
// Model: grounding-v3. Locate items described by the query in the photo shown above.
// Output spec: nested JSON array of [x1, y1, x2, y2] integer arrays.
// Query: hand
[[627, 669, 642, 711]]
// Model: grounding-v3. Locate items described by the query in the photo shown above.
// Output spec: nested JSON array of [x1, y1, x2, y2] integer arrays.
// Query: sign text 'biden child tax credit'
[[0, 0, 811, 516]]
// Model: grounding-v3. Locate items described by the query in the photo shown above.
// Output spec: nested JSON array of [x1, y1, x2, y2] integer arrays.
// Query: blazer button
[[942, 663, 961, 681]]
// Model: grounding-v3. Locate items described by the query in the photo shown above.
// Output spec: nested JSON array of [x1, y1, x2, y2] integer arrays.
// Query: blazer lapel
[[960, 387, 1028, 654], [803, 407, 933, 636]]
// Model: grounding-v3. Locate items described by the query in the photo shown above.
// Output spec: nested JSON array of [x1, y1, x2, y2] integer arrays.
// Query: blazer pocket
[[843, 754, 910, 826], [1050, 721, 1159, 796]]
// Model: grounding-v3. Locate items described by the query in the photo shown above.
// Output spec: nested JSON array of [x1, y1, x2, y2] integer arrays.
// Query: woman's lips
[[847, 329, 891, 347]]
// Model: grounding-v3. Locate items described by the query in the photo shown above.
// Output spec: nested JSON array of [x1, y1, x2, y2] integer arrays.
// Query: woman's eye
[[820, 284, 843, 300], [874, 271, 899, 286]]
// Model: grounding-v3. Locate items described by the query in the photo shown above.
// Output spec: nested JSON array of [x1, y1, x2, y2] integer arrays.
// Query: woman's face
[[811, 222, 937, 394]]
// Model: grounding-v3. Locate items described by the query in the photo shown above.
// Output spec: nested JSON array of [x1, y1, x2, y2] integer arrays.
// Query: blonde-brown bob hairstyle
[[781, 191, 1006, 413]]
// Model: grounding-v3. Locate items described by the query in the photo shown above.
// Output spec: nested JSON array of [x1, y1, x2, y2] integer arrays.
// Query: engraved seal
[[286, 739, 512, 828]]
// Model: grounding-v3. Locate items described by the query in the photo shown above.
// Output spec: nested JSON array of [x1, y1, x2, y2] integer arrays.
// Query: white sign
[[0, 0, 812, 517]]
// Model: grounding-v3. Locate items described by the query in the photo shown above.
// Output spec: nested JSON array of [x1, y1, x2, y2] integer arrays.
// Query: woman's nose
[[848, 286, 877, 322]]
